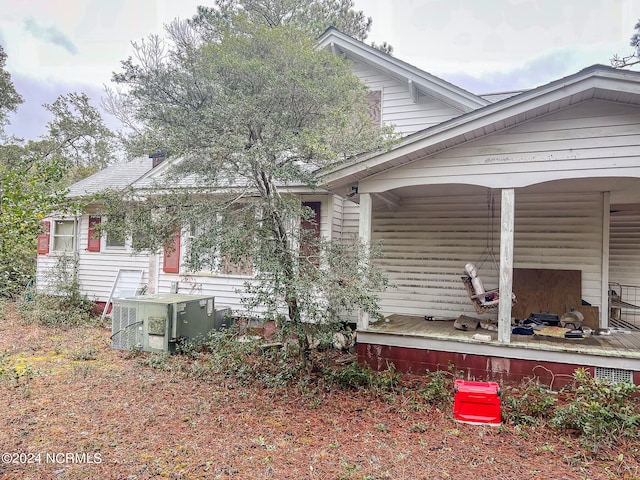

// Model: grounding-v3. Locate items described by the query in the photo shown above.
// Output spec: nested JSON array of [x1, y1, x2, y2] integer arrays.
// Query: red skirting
[[357, 343, 640, 388]]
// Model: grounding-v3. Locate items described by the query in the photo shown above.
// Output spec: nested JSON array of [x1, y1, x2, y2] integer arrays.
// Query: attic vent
[[594, 367, 634, 384]]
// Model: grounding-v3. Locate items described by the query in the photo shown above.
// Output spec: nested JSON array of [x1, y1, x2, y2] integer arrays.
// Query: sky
[[0, 0, 637, 140]]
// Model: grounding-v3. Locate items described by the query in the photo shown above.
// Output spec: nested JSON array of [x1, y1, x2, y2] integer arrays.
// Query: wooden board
[[574, 306, 600, 330], [512, 268, 582, 320]]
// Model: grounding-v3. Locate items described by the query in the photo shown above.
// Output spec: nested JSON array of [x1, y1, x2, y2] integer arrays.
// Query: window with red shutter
[[37, 220, 50, 255], [87, 216, 101, 252], [163, 231, 181, 273]]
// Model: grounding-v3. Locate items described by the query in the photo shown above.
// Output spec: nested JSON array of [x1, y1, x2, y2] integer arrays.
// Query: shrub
[[419, 370, 455, 407], [322, 362, 400, 393], [502, 383, 556, 426], [19, 254, 99, 327], [549, 368, 640, 451]]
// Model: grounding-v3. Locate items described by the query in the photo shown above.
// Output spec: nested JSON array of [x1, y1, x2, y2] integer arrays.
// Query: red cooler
[[453, 379, 501, 426]]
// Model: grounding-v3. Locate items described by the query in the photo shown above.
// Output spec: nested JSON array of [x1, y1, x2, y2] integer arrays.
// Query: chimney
[[150, 149, 167, 168]]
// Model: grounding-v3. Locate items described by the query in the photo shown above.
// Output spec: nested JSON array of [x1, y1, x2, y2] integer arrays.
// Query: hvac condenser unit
[[111, 293, 232, 352]]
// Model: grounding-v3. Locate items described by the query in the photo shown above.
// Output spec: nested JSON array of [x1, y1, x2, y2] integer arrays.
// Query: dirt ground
[[1, 304, 639, 480]]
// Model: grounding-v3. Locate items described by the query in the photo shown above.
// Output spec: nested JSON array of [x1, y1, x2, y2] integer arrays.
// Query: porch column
[[601, 192, 610, 328], [498, 188, 515, 343], [358, 193, 372, 330]]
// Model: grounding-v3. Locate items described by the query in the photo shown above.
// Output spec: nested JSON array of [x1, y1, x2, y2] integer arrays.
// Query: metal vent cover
[[111, 305, 139, 350], [594, 367, 634, 384]]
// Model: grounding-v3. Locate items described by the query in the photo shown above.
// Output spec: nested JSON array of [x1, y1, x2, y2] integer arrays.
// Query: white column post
[[358, 193, 373, 331], [601, 192, 610, 328], [498, 188, 515, 343]]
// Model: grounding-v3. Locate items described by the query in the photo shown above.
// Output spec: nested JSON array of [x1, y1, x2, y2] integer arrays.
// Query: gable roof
[[320, 64, 640, 191], [67, 156, 154, 198], [317, 27, 489, 113]]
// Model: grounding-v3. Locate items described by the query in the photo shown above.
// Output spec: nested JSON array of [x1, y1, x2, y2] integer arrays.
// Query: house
[[37, 27, 640, 385]]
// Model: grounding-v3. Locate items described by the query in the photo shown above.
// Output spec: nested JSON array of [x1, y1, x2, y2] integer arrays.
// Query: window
[[188, 224, 219, 273], [105, 215, 126, 248], [187, 207, 253, 276], [366, 90, 382, 126], [300, 202, 321, 270], [53, 219, 75, 252]]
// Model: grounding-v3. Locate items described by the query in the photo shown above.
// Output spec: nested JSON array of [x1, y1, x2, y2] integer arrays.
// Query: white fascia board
[[318, 30, 488, 113]]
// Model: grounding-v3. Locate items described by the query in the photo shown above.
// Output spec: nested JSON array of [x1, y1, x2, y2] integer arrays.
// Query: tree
[[0, 45, 23, 136], [106, 15, 395, 361], [0, 50, 115, 296], [611, 19, 640, 68], [0, 153, 73, 297], [191, 0, 372, 41]]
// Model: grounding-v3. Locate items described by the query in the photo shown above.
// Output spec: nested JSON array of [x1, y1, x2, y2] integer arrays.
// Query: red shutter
[[37, 220, 50, 255], [87, 216, 101, 252], [163, 231, 181, 273]]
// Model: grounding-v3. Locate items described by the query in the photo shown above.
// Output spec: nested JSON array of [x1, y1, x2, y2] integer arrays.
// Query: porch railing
[[609, 282, 640, 330]]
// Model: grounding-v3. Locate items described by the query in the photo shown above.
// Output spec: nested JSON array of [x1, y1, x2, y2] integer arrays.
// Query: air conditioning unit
[[111, 293, 233, 352]]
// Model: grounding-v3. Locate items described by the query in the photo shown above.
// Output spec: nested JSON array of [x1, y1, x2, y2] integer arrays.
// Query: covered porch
[[319, 67, 640, 382]]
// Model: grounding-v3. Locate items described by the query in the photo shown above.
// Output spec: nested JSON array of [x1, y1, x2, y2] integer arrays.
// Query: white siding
[[351, 61, 463, 136], [331, 195, 344, 241], [371, 193, 604, 318], [156, 195, 335, 316], [363, 99, 640, 192], [36, 215, 149, 302], [341, 199, 360, 239], [76, 215, 149, 302], [610, 212, 640, 286]]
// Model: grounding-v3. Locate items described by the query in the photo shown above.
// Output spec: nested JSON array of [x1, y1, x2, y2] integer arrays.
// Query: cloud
[[5, 73, 111, 140], [440, 48, 590, 94], [23, 17, 78, 55]]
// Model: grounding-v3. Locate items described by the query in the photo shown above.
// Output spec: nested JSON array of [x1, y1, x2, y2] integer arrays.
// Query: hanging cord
[[477, 189, 500, 272]]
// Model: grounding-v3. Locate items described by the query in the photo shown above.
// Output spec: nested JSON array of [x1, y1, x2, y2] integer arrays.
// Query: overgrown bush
[[419, 370, 456, 407], [19, 254, 99, 327], [322, 362, 400, 393], [502, 383, 557, 426], [549, 368, 640, 451]]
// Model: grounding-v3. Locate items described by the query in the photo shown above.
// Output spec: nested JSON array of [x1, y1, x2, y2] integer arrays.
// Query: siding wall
[[157, 195, 334, 315], [371, 192, 604, 318], [609, 212, 640, 286], [363, 99, 640, 192], [351, 61, 463, 136], [36, 215, 149, 302]]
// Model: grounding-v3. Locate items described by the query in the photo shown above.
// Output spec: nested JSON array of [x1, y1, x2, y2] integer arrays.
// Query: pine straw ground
[[0, 303, 639, 480]]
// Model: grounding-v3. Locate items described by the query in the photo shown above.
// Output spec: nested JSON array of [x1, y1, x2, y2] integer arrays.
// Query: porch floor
[[364, 314, 640, 360]]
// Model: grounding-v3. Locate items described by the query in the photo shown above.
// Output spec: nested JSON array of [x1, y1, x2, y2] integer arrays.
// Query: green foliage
[[549, 368, 640, 451], [19, 254, 99, 327], [419, 370, 456, 407], [322, 362, 399, 393], [0, 155, 74, 298], [0, 59, 114, 297], [43, 92, 115, 174], [0, 45, 23, 132], [0, 350, 34, 390], [191, 0, 373, 42], [502, 383, 557, 426]]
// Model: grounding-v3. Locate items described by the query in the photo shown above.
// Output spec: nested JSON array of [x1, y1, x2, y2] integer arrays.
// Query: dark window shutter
[[163, 231, 181, 273], [87, 216, 101, 252], [37, 220, 50, 255]]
